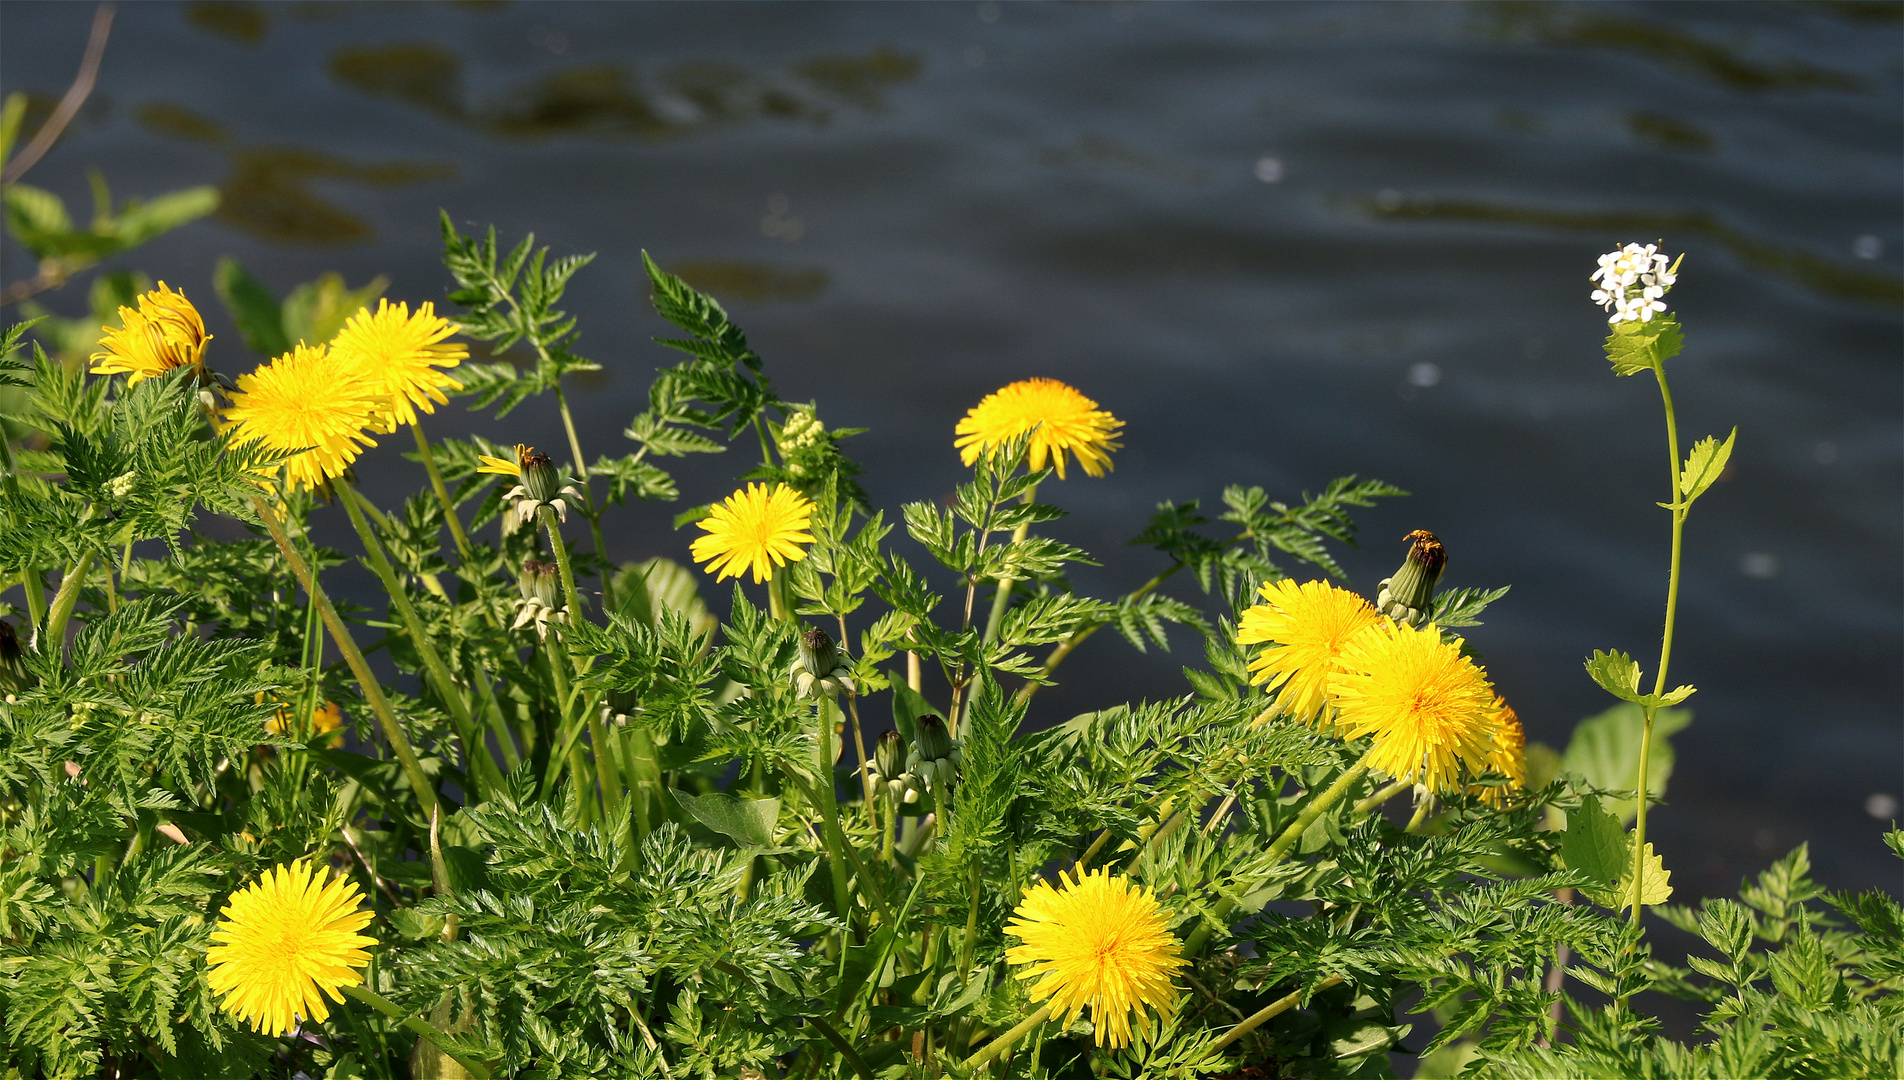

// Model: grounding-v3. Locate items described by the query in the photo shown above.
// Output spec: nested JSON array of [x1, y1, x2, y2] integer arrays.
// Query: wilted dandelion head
[[690, 482, 814, 583], [328, 299, 466, 432], [90, 282, 211, 385], [1003, 866, 1185, 1048], [1236, 578, 1383, 728], [220, 343, 379, 492], [1329, 620, 1501, 793], [205, 859, 375, 1037], [954, 378, 1123, 479]]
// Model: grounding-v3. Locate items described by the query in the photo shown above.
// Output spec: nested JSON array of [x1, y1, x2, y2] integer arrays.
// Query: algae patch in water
[[669, 261, 829, 305]]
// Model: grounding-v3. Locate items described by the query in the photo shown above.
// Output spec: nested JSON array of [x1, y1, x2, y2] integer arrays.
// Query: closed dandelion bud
[[1375, 529, 1445, 628], [603, 687, 639, 727], [520, 448, 562, 505], [797, 626, 843, 678], [874, 729, 907, 781], [520, 558, 561, 608], [906, 713, 962, 793], [914, 713, 954, 762]]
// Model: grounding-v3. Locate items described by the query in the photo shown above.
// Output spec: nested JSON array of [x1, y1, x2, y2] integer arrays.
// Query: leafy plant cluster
[[0, 214, 1895, 1080]]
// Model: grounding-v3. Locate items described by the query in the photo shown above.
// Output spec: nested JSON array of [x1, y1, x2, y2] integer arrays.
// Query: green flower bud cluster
[[503, 449, 585, 531], [1374, 529, 1445, 628], [775, 407, 827, 480], [905, 713, 963, 794], [793, 626, 855, 698], [512, 558, 566, 637], [864, 729, 919, 805]]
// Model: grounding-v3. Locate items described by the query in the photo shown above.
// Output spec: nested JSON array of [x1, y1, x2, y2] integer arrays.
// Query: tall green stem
[[552, 385, 614, 612], [411, 424, 474, 562], [339, 485, 496, 799], [540, 505, 586, 631], [253, 497, 440, 828], [20, 569, 46, 634], [961, 1004, 1052, 1072], [813, 697, 853, 920], [1632, 365, 1686, 927], [341, 983, 491, 1079], [981, 486, 1036, 646], [1206, 974, 1346, 1055]]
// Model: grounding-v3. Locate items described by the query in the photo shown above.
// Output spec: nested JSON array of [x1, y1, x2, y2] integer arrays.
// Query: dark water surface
[[4, 0, 1900, 908]]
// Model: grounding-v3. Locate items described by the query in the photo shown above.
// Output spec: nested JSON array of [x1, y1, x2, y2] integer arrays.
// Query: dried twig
[[2, 4, 115, 186]]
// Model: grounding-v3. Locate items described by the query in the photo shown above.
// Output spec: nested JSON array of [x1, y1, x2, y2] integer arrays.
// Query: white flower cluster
[[1590, 242, 1677, 325]]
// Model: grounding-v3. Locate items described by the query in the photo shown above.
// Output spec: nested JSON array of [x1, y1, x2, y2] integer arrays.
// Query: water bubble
[[1407, 361, 1441, 387], [1813, 440, 1838, 465], [1738, 552, 1780, 579], [1375, 189, 1402, 212], [1853, 234, 1882, 260], [1253, 155, 1284, 183], [977, 0, 1001, 22], [964, 44, 987, 68], [1866, 793, 1899, 820]]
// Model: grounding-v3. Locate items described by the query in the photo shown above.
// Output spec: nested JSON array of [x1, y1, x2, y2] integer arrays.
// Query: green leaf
[[672, 789, 779, 848], [1561, 701, 1693, 824], [1603, 314, 1684, 377], [889, 679, 935, 743], [1585, 840, 1673, 911], [0, 92, 25, 170], [1560, 795, 1627, 888], [212, 258, 290, 359], [1673, 427, 1737, 509], [104, 186, 220, 249], [1584, 649, 1643, 703], [281, 271, 388, 348]]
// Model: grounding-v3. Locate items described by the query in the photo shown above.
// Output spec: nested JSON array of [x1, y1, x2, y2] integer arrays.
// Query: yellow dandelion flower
[[205, 859, 375, 1037], [1004, 866, 1185, 1048], [1236, 578, 1383, 728], [954, 377, 1123, 479], [262, 697, 345, 738], [690, 482, 815, 583], [476, 443, 530, 477], [327, 299, 466, 433], [221, 343, 380, 492], [89, 282, 211, 385], [1473, 697, 1527, 806], [1329, 620, 1500, 794]]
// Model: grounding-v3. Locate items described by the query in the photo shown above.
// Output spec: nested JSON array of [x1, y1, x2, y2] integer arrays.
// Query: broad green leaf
[[1586, 840, 1673, 911], [1560, 794, 1626, 888], [1603, 314, 1684, 377], [1674, 427, 1737, 509], [281, 271, 388, 348], [105, 186, 219, 249], [672, 789, 779, 848], [3, 183, 72, 256], [1584, 649, 1643, 703], [1561, 701, 1693, 824], [213, 258, 290, 359]]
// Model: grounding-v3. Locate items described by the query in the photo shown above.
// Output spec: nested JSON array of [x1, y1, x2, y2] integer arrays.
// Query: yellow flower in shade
[[1473, 697, 1527, 806], [262, 698, 345, 738], [690, 482, 814, 583], [1004, 867, 1185, 1049], [954, 378, 1123, 479], [327, 299, 466, 433], [1329, 620, 1501, 794], [205, 859, 375, 1037], [220, 344, 380, 491], [1236, 578, 1383, 728], [475, 443, 530, 478], [90, 282, 211, 385]]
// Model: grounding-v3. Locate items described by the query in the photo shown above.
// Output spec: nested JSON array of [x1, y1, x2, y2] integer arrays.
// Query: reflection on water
[[328, 43, 922, 140], [669, 261, 828, 305], [1625, 111, 1715, 154], [185, 1, 267, 47], [1366, 197, 1904, 308], [135, 102, 453, 244], [1038, 133, 1209, 184], [1485, 3, 1868, 93]]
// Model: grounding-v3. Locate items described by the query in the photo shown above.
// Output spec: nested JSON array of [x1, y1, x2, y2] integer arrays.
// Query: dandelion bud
[[913, 713, 953, 762], [520, 448, 562, 505], [874, 728, 907, 780], [519, 558, 561, 608], [797, 626, 843, 678], [905, 713, 963, 793], [1375, 529, 1445, 628]]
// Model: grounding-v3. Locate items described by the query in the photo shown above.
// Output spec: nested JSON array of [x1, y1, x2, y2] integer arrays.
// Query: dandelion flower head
[[90, 282, 211, 385], [1589, 242, 1676, 325], [263, 697, 345, 738], [1474, 696, 1527, 806], [1329, 619, 1501, 793], [205, 859, 375, 1037], [221, 343, 379, 491], [327, 299, 466, 432], [690, 482, 815, 583], [954, 378, 1123, 479], [1004, 866, 1185, 1048], [1236, 578, 1383, 729]]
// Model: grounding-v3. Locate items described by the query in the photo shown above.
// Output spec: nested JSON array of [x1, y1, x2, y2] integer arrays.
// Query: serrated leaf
[[1675, 427, 1737, 508], [672, 790, 779, 848], [1559, 794, 1626, 888], [1584, 649, 1643, 703], [1586, 841, 1673, 911], [1603, 314, 1684, 377]]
